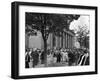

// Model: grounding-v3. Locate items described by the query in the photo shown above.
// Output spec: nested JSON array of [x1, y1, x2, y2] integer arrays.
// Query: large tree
[[76, 25, 89, 49], [25, 12, 80, 66]]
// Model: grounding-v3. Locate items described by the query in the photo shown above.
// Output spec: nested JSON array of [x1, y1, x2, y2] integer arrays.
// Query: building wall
[[25, 30, 75, 49], [25, 34, 29, 49], [26, 31, 44, 49], [48, 31, 75, 49]]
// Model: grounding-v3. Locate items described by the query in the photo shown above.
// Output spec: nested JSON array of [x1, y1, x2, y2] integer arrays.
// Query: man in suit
[[31, 48, 39, 67], [25, 49, 30, 68], [68, 51, 76, 66]]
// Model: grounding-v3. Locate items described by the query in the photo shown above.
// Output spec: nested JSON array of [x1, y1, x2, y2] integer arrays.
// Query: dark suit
[[25, 54, 30, 68], [31, 51, 39, 67], [40, 51, 45, 64]]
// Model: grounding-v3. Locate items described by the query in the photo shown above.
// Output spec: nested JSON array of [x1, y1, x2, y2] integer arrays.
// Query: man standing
[[31, 48, 39, 67], [68, 51, 76, 66], [25, 49, 30, 68], [56, 50, 62, 63], [40, 50, 45, 64]]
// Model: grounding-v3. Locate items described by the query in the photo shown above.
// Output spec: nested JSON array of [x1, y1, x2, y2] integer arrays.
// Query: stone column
[[67, 33, 68, 48], [52, 34, 55, 48], [68, 34, 70, 48], [58, 36, 60, 48], [70, 36, 72, 49], [65, 33, 66, 48], [66, 33, 67, 48], [55, 36, 57, 49], [50, 33, 53, 49], [72, 36, 73, 48], [59, 36, 61, 48], [61, 32, 63, 48], [63, 32, 65, 48], [69, 35, 71, 49], [25, 33, 29, 49], [69, 36, 70, 49], [56, 36, 59, 48], [68, 35, 70, 49], [69, 35, 70, 49], [72, 36, 74, 48]]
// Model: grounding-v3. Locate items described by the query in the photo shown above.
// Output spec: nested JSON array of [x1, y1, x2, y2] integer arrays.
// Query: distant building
[[25, 29, 75, 49]]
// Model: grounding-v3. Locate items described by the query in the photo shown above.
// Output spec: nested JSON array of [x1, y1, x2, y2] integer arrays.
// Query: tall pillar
[[50, 33, 53, 49], [61, 32, 63, 48], [67, 33, 68, 49], [55, 36, 57, 48], [59, 32, 62, 48], [65, 33, 67, 48], [65, 33, 66, 48], [69, 35, 70, 48], [63, 32, 65, 48], [52, 34, 55, 48], [25, 33, 29, 49], [56, 36, 59, 48], [72, 36, 73, 48], [72, 36, 74, 48], [59, 36, 61, 48], [69, 35, 71, 49], [58, 36, 60, 48], [66, 33, 68, 48], [67, 34, 69, 48], [70, 36, 72, 49], [69, 35, 70, 49], [68, 35, 70, 49], [70, 36, 71, 49]]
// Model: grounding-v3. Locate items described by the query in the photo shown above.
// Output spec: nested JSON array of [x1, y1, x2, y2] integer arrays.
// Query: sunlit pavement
[[29, 56, 69, 68], [33, 62, 69, 68]]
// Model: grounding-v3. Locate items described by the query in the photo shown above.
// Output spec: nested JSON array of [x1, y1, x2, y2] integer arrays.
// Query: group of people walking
[[25, 48, 89, 68]]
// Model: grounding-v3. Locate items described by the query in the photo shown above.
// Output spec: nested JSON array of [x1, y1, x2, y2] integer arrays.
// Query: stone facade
[[25, 30, 75, 49], [47, 30, 75, 49]]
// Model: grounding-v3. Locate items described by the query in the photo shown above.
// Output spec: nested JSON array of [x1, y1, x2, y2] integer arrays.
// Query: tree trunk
[[43, 39, 48, 67]]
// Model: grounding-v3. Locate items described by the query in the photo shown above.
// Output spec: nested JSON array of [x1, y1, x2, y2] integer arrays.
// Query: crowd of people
[[25, 48, 89, 68]]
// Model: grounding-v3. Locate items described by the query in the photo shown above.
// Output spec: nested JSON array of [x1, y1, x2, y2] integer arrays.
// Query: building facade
[[25, 29, 75, 50], [47, 30, 75, 49]]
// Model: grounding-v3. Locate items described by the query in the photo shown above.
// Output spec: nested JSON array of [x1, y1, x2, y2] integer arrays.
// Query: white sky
[[69, 15, 90, 33]]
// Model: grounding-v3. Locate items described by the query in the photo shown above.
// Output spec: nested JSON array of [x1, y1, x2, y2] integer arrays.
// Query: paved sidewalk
[[34, 62, 68, 68]]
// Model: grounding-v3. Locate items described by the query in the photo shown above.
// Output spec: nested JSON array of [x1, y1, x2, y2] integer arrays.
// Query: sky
[[69, 15, 90, 33]]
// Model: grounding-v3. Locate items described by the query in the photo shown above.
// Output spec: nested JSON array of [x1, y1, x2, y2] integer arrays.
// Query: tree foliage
[[25, 13, 80, 38], [25, 12, 80, 65], [76, 25, 89, 49]]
